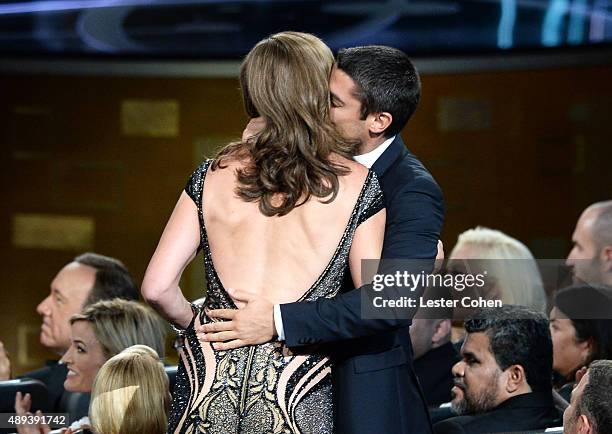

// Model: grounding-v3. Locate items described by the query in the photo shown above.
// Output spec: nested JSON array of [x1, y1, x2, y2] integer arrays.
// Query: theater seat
[[165, 365, 178, 393], [0, 378, 48, 412], [0, 378, 48, 434]]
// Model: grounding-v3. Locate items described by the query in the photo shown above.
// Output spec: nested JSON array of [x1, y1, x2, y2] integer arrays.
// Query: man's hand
[[0, 340, 11, 380], [241, 117, 266, 142], [434, 240, 445, 273], [196, 288, 276, 351]]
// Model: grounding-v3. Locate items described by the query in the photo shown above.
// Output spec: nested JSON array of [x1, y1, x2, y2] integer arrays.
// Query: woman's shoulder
[[330, 153, 369, 180]]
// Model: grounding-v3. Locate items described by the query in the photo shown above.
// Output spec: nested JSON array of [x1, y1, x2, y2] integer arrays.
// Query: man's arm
[[280, 177, 444, 347]]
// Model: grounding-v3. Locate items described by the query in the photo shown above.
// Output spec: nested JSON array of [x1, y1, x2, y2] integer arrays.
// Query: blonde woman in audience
[[89, 345, 170, 434], [447, 226, 547, 340], [14, 299, 166, 434]]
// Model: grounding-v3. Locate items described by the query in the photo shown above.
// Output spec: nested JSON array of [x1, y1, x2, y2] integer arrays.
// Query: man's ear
[[577, 413, 594, 434], [600, 245, 612, 271], [367, 112, 392, 135], [431, 319, 451, 348], [504, 364, 528, 394]]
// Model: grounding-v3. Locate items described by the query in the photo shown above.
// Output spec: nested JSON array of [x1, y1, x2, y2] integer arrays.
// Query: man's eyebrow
[[461, 350, 478, 360], [330, 92, 343, 103], [72, 339, 86, 346], [52, 287, 66, 298]]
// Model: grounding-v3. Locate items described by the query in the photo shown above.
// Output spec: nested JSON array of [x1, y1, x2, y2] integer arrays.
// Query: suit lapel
[[371, 135, 406, 178]]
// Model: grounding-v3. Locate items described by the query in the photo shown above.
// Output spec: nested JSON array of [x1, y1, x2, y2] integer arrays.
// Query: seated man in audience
[[434, 305, 560, 434], [0, 253, 139, 411], [411, 284, 460, 407], [563, 360, 612, 434], [566, 200, 612, 288]]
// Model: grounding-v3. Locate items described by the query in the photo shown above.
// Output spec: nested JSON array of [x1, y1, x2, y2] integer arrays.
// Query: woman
[[15, 299, 166, 434], [90, 345, 170, 434], [142, 31, 386, 433], [447, 226, 547, 340], [550, 284, 612, 401]]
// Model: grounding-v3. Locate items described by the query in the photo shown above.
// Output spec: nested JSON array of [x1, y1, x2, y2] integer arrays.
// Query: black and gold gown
[[168, 159, 384, 434]]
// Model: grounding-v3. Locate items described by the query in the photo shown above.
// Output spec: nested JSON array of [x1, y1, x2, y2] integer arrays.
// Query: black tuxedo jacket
[[415, 341, 461, 407], [281, 136, 445, 434], [433, 391, 561, 434]]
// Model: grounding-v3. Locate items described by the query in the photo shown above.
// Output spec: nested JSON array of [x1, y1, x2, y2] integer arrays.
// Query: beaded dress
[[168, 159, 384, 434]]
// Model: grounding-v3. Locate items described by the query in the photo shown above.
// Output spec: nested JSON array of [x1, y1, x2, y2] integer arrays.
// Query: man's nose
[[36, 296, 51, 316], [452, 360, 465, 377]]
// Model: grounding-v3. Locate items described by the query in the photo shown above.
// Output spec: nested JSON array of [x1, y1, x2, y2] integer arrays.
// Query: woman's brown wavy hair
[[212, 31, 357, 217]]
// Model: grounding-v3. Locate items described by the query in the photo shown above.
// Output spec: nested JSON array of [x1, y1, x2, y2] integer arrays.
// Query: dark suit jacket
[[19, 361, 67, 412], [415, 342, 461, 407], [281, 136, 445, 434], [433, 392, 561, 434]]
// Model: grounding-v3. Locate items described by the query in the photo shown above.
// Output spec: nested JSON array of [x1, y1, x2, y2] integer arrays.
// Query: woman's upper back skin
[[202, 153, 369, 304]]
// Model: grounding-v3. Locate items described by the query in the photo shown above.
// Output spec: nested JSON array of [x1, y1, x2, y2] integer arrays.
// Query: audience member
[[447, 227, 547, 341], [0, 253, 139, 411], [14, 299, 166, 434], [411, 283, 459, 407], [566, 200, 612, 288], [550, 284, 612, 401], [90, 345, 170, 434], [563, 360, 612, 434], [412, 317, 460, 406], [434, 305, 559, 434]]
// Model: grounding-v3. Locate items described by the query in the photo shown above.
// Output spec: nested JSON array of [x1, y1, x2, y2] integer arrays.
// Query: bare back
[[201, 155, 369, 304]]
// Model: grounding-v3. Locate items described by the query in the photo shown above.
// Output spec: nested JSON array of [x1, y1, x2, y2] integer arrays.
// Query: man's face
[[36, 262, 95, 354], [451, 332, 504, 415], [410, 319, 437, 360], [329, 66, 369, 146], [566, 208, 603, 285], [563, 370, 589, 434]]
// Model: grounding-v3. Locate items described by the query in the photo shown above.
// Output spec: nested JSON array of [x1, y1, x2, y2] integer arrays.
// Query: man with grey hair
[[0, 253, 139, 411], [566, 200, 612, 287], [563, 360, 612, 434]]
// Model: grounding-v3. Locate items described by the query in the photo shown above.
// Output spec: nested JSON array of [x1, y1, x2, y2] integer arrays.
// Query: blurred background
[[1, 0, 611, 373]]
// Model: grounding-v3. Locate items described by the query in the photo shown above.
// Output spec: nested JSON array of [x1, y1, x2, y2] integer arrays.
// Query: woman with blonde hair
[[90, 345, 170, 434], [15, 299, 166, 434], [448, 226, 547, 311], [143, 31, 385, 433]]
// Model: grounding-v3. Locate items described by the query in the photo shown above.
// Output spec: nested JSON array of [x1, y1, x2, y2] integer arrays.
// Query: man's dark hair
[[336, 45, 420, 137], [74, 252, 139, 306], [554, 285, 612, 366], [465, 305, 553, 393], [577, 360, 612, 434]]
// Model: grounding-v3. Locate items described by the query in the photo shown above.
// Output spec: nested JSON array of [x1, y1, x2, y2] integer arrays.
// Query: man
[[434, 305, 560, 434], [566, 200, 612, 287], [201, 45, 444, 433], [0, 252, 139, 411], [564, 360, 612, 434], [411, 318, 460, 407]]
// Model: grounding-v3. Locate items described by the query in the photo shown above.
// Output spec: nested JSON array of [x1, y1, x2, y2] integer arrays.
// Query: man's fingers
[[198, 331, 238, 343], [205, 309, 237, 320], [197, 321, 234, 334], [212, 340, 248, 351]]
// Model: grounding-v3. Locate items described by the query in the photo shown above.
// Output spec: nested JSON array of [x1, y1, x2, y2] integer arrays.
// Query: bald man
[[566, 200, 612, 288]]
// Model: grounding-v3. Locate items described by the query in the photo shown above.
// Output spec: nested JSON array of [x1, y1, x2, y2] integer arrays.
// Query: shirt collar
[[353, 135, 396, 168]]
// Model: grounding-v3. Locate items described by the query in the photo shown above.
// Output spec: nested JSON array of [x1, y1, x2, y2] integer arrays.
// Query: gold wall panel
[[12, 213, 95, 250], [120, 98, 179, 137]]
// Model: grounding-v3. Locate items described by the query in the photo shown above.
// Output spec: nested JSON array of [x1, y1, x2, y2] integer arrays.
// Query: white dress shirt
[[274, 136, 396, 340]]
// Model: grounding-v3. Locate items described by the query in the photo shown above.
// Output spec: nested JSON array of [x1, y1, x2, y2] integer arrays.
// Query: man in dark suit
[[434, 305, 560, 434], [202, 45, 444, 433], [411, 318, 460, 407], [0, 253, 138, 413]]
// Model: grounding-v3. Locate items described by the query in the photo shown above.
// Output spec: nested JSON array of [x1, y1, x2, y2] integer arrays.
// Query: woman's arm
[[142, 191, 200, 328], [348, 208, 386, 287]]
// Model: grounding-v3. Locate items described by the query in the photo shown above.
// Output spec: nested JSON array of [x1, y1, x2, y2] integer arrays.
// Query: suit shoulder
[[434, 416, 470, 434]]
